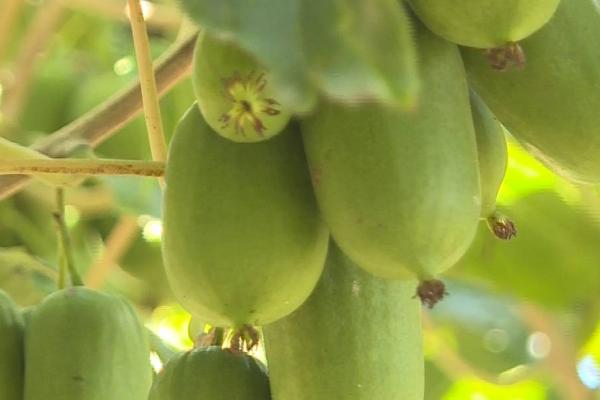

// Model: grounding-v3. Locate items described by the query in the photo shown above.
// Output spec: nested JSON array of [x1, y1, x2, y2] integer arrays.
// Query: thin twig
[[0, 0, 24, 62], [1, 0, 65, 121], [0, 158, 164, 177], [0, 32, 196, 200], [53, 187, 83, 286], [128, 0, 168, 188], [86, 214, 139, 289], [57, 242, 67, 289]]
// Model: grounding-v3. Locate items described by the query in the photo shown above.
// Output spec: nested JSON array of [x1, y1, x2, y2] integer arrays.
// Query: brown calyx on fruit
[[486, 212, 517, 240], [227, 324, 260, 354], [219, 71, 281, 137], [414, 279, 448, 309], [485, 42, 526, 71]]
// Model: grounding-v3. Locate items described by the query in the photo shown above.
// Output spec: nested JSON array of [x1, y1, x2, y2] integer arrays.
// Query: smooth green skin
[[408, 0, 560, 48], [0, 290, 24, 400], [163, 105, 328, 327], [462, 0, 600, 184], [301, 25, 481, 280], [470, 90, 507, 218], [24, 287, 152, 400], [193, 33, 291, 143], [149, 346, 270, 400], [263, 242, 424, 400]]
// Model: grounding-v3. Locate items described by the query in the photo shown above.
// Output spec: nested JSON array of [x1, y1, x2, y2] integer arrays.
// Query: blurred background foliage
[[0, 1, 599, 399]]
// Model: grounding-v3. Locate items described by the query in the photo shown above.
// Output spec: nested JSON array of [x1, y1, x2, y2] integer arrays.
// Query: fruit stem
[[228, 325, 260, 353], [0, 158, 164, 177], [127, 0, 168, 189], [213, 327, 225, 347], [53, 187, 84, 287], [57, 241, 67, 290]]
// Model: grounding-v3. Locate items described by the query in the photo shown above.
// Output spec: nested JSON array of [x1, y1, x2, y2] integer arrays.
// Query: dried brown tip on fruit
[[219, 70, 282, 137], [486, 213, 517, 240], [485, 42, 526, 71], [414, 279, 448, 309], [228, 324, 260, 354]]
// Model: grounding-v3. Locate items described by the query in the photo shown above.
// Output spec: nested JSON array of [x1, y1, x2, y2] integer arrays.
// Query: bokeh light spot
[[577, 355, 600, 389], [527, 332, 551, 360]]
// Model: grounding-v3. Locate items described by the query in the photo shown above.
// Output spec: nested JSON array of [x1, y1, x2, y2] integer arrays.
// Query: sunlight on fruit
[[113, 57, 135, 76], [149, 352, 163, 374]]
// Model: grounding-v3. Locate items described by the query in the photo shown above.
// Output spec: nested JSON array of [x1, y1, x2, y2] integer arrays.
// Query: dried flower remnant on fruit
[[486, 213, 517, 240], [219, 71, 281, 137], [486, 42, 526, 71], [228, 324, 260, 354], [414, 279, 448, 308]]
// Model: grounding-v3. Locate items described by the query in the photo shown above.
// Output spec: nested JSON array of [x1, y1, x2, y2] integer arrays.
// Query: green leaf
[[179, 0, 419, 112], [443, 378, 546, 400], [453, 192, 600, 309]]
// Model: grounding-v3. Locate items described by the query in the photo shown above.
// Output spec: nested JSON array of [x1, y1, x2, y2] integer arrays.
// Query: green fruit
[[462, 0, 600, 184], [301, 23, 480, 280], [24, 287, 152, 400], [0, 290, 24, 400], [149, 346, 270, 400], [163, 105, 328, 327], [470, 91, 516, 239], [192, 32, 291, 143], [471, 90, 507, 218], [407, 0, 559, 49], [263, 242, 424, 400]]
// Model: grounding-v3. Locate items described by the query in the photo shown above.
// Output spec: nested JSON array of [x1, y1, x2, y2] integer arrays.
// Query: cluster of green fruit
[[156, 0, 600, 398], [0, 287, 152, 399]]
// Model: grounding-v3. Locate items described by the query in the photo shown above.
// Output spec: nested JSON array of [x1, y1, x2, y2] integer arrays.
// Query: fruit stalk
[[0, 157, 164, 177], [53, 188, 83, 287], [127, 0, 167, 188]]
